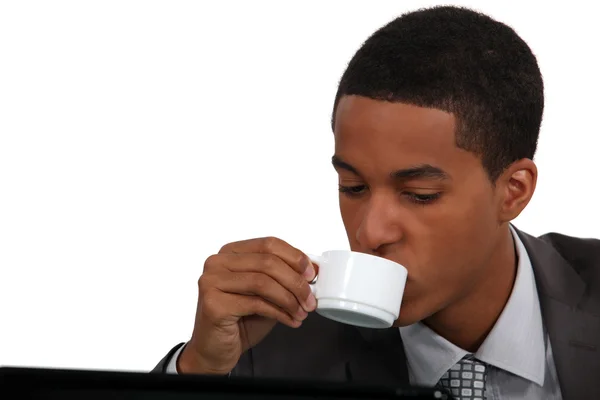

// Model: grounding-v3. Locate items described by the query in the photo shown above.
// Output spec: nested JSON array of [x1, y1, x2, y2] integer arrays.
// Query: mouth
[[375, 253, 407, 265]]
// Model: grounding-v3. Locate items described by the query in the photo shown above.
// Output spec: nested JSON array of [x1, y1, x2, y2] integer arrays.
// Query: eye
[[338, 184, 367, 197], [403, 192, 441, 205]]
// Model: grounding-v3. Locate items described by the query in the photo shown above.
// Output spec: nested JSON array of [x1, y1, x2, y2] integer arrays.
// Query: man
[[152, 6, 600, 400]]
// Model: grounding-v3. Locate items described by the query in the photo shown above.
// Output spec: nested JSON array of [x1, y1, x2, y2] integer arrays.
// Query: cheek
[[339, 198, 361, 243], [409, 195, 498, 284]]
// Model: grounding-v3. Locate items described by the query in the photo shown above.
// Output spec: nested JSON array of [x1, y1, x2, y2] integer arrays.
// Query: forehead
[[333, 95, 464, 172]]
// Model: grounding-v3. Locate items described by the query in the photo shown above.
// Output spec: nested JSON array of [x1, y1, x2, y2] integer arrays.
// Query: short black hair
[[332, 6, 544, 182]]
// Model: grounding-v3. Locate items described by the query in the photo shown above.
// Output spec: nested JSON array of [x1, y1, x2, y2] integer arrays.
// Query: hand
[[177, 237, 317, 375]]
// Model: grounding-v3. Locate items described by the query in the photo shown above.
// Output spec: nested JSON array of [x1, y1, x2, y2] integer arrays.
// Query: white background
[[1, 1, 598, 372]]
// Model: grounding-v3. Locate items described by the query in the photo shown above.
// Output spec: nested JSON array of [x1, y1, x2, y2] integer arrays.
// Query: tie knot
[[437, 355, 487, 400]]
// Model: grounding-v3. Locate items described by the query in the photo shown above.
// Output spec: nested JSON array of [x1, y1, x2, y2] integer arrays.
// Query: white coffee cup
[[307, 250, 407, 329]]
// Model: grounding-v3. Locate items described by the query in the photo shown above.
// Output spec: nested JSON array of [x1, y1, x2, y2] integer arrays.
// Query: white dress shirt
[[166, 343, 185, 374], [167, 227, 564, 399], [399, 226, 563, 399]]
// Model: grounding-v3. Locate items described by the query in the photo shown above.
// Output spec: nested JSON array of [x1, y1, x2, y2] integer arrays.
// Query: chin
[[392, 300, 428, 327], [392, 317, 420, 328]]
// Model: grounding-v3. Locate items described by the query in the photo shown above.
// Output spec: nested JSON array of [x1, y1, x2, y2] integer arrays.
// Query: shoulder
[[515, 227, 600, 309], [537, 231, 600, 280]]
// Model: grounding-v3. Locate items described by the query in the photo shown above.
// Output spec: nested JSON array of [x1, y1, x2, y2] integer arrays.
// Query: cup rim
[[319, 250, 406, 268]]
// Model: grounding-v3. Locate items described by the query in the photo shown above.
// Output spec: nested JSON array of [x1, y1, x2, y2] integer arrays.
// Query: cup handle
[[306, 254, 323, 295]]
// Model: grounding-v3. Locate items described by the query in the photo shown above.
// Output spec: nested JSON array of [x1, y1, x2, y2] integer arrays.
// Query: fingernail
[[303, 262, 315, 281], [305, 293, 317, 311]]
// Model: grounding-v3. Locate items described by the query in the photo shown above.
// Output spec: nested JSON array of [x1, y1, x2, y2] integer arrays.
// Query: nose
[[355, 192, 403, 253]]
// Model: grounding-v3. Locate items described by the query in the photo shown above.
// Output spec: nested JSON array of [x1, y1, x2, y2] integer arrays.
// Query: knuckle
[[218, 242, 231, 253], [260, 236, 280, 253], [199, 290, 223, 322], [258, 253, 278, 271], [203, 254, 220, 271], [292, 252, 306, 269], [218, 240, 242, 254], [197, 274, 211, 293]]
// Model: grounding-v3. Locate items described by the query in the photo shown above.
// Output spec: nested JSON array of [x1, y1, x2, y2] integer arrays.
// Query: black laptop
[[0, 367, 452, 399]]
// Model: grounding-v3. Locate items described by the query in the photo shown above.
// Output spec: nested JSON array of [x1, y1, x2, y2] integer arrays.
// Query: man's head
[[331, 6, 543, 327]]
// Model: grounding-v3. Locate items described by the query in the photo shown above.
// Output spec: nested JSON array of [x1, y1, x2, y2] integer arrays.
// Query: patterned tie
[[437, 355, 487, 400]]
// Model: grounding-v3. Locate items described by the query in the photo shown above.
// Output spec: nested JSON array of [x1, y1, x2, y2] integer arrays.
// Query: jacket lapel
[[517, 229, 600, 400]]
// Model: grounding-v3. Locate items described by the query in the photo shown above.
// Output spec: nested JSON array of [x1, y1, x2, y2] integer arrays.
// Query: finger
[[202, 289, 302, 329], [204, 253, 316, 312], [219, 237, 315, 281], [203, 271, 308, 322]]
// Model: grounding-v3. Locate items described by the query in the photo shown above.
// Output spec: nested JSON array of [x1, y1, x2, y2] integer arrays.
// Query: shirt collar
[[399, 226, 546, 387]]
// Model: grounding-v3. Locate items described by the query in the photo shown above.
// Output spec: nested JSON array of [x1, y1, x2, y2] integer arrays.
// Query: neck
[[423, 226, 517, 352]]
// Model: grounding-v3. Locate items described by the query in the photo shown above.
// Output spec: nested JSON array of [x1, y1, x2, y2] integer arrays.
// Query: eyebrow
[[332, 155, 450, 181], [331, 155, 360, 175]]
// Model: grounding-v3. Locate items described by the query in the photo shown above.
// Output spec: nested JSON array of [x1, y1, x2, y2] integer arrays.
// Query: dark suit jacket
[[152, 229, 600, 400]]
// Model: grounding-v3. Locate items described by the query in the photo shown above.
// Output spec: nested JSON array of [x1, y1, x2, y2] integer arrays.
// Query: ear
[[496, 158, 538, 223]]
